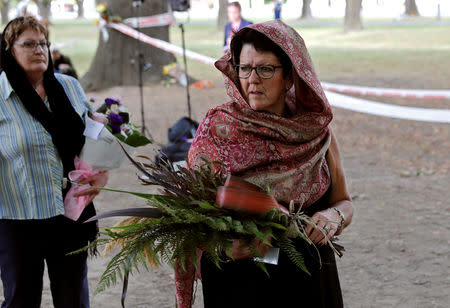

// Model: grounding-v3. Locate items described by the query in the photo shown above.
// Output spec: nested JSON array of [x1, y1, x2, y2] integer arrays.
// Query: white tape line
[[322, 82, 450, 100], [325, 90, 450, 123], [123, 13, 175, 28], [108, 23, 450, 123], [109, 23, 216, 66]]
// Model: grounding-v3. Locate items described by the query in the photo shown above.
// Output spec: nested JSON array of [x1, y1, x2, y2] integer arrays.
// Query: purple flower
[[105, 97, 120, 108], [108, 112, 124, 134]]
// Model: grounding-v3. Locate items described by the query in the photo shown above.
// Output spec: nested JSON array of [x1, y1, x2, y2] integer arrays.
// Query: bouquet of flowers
[[64, 97, 151, 221], [95, 97, 151, 147], [77, 151, 344, 300]]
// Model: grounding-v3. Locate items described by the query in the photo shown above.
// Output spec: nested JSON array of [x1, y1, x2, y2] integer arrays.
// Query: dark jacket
[[54, 54, 78, 79]]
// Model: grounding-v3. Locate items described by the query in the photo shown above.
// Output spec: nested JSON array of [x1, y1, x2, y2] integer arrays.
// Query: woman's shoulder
[[193, 101, 240, 149], [55, 73, 83, 96], [194, 102, 228, 135], [55, 72, 77, 84], [201, 101, 236, 124], [54, 73, 91, 116], [55, 73, 83, 92], [0, 71, 12, 100]]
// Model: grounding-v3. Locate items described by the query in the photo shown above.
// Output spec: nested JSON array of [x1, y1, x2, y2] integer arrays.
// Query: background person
[[0, 16, 108, 308], [274, 0, 282, 20], [223, 1, 252, 51], [52, 48, 78, 79]]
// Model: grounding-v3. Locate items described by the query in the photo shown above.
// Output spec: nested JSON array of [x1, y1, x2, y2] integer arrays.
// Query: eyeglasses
[[14, 41, 51, 51], [235, 65, 283, 79]]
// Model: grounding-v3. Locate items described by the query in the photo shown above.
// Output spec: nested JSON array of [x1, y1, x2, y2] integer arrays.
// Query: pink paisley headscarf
[[188, 20, 333, 209]]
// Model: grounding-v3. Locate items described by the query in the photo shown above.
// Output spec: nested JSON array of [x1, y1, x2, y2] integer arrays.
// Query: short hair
[[228, 1, 242, 11], [3, 16, 49, 50], [231, 28, 292, 78]]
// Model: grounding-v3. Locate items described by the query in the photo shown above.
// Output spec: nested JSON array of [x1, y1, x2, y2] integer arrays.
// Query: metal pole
[[133, 0, 152, 139], [137, 1, 145, 135], [179, 23, 192, 119]]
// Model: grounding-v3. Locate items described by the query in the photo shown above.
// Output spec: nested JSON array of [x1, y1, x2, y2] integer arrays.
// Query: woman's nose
[[34, 45, 45, 54], [248, 69, 260, 83]]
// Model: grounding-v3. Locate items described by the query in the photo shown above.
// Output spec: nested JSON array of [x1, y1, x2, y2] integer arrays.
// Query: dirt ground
[[2, 81, 448, 307]]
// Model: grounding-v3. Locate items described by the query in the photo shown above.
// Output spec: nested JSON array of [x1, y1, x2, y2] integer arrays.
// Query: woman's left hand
[[73, 171, 109, 204], [305, 208, 341, 245]]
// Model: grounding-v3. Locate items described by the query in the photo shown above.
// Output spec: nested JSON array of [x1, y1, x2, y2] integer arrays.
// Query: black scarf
[[1, 20, 98, 251]]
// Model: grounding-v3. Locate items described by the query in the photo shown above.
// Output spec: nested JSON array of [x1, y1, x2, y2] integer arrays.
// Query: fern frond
[[278, 235, 310, 276]]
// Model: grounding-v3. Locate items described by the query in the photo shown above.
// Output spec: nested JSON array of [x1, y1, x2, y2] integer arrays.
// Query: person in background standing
[[274, 0, 283, 20], [223, 1, 252, 51]]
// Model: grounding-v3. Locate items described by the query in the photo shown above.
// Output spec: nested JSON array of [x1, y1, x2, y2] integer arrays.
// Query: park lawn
[[49, 20, 99, 76], [49, 19, 450, 88]]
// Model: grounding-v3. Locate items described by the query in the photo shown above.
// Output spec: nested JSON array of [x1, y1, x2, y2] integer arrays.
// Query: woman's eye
[[259, 66, 273, 73], [240, 66, 251, 72], [24, 42, 35, 48]]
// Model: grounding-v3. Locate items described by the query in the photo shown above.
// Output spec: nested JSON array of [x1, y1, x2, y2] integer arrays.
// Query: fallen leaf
[[400, 170, 413, 178], [412, 279, 429, 285]]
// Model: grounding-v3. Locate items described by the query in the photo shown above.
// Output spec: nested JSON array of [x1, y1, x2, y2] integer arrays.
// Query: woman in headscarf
[[0, 16, 107, 307], [187, 20, 354, 307]]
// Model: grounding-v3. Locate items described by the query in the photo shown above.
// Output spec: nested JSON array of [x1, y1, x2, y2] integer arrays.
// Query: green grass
[[49, 19, 450, 88], [50, 20, 99, 76]]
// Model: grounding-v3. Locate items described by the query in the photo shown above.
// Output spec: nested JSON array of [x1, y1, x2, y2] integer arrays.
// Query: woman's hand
[[229, 238, 271, 260], [73, 171, 109, 204], [305, 208, 341, 246]]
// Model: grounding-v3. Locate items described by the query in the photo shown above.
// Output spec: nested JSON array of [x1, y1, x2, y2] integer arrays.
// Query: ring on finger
[[324, 225, 330, 233]]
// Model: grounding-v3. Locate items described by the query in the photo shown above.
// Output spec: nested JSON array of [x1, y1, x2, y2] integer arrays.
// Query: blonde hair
[[3, 16, 49, 50]]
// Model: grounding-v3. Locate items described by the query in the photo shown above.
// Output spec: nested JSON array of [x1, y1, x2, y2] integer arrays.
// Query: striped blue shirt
[[0, 72, 90, 220]]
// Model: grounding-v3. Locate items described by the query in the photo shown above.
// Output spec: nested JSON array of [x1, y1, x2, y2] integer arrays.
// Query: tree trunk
[[404, 0, 419, 16], [81, 0, 175, 91], [36, 0, 52, 20], [1, 1, 11, 25], [217, 0, 228, 29], [76, 0, 84, 18], [301, 0, 313, 19], [344, 0, 363, 32]]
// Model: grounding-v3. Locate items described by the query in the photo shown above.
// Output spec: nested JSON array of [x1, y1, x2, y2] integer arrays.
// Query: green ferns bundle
[[81, 154, 340, 295]]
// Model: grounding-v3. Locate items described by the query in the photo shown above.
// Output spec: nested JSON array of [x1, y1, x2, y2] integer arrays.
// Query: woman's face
[[238, 44, 292, 116], [227, 6, 241, 23], [12, 29, 49, 77]]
